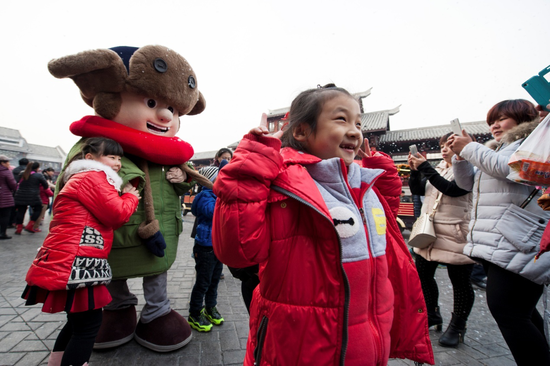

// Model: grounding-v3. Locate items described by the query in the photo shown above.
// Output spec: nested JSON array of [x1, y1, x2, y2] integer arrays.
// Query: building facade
[[0, 127, 66, 172]]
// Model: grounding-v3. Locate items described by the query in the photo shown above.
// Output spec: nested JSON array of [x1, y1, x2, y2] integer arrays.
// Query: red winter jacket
[[39, 185, 54, 205], [213, 134, 433, 366], [25, 160, 139, 291]]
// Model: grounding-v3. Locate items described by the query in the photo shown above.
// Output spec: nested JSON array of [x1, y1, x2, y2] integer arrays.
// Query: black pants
[[482, 260, 550, 365], [241, 275, 260, 314], [189, 243, 223, 316], [53, 309, 103, 366], [470, 263, 486, 282], [415, 255, 475, 319], [15, 204, 42, 224], [0, 207, 12, 234]]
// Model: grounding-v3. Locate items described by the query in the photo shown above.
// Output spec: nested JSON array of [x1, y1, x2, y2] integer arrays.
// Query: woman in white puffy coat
[[448, 99, 550, 366]]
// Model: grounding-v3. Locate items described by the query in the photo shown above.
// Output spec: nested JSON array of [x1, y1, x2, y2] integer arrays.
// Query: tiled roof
[[27, 143, 65, 159], [0, 126, 22, 139], [191, 150, 218, 160], [379, 121, 490, 143], [361, 111, 389, 132]]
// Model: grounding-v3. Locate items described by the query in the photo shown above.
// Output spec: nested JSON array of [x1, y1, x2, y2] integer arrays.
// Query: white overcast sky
[[2, 0, 549, 155]]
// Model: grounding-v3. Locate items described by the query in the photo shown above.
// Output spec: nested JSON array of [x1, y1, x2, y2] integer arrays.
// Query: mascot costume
[[49, 45, 212, 352]]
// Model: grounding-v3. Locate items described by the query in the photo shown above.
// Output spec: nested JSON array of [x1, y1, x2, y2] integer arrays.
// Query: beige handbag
[[408, 191, 443, 249]]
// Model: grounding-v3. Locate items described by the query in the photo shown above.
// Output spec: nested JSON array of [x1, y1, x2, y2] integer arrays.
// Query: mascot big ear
[[187, 91, 206, 116], [48, 49, 127, 109], [93, 92, 122, 120]]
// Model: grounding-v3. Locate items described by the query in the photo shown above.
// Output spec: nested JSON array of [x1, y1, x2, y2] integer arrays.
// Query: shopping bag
[[508, 114, 550, 186], [408, 213, 436, 249]]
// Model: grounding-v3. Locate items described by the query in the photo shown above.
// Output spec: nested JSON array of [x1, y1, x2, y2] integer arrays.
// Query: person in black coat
[[14, 162, 48, 234], [8, 158, 29, 227]]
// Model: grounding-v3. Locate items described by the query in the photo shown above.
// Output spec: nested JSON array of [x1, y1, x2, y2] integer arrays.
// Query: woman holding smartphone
[[448, 99, 550, 365], [408, 134, 474, 348]]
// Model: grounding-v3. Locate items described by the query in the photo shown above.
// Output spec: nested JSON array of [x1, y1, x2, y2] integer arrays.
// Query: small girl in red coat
[[22, 137, 140, 366], [213, 84, 434, 365]]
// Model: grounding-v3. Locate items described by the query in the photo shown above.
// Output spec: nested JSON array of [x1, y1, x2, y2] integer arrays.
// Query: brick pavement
[[0, 214, 529, 365]]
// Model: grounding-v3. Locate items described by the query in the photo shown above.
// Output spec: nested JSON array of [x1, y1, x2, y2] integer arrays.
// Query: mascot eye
[[168, 106, 174, 113], [146, 99, 157, 108]]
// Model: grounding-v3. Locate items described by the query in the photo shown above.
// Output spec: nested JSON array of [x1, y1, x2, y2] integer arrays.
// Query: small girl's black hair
[[59, 137, 124, 190], [70, 137, 124, 163], [281, 83, 356, 152]]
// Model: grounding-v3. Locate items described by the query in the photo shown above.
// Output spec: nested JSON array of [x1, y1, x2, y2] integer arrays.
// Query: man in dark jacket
[[12, 158, 28, 181], [8, 158, 28, 227]]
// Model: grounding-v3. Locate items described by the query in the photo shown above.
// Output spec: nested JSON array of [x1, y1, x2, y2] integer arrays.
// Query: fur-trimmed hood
[[485, 118, 540, 150], [63, 159, 123, 191]]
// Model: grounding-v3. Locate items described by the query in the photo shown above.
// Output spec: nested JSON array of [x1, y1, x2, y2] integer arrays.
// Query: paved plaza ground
[[0, 214, 528, 365]]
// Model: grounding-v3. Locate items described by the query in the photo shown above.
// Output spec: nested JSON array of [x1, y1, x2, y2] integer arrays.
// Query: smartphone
[[409, 144, 418, 156], [522, 65, 550, 111], [450, 118, 462, 135]]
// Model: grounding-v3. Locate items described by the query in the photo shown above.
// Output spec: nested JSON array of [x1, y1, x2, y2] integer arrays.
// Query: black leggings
[[482, 260, 550, 365], [415, 255, 475, 319], [0, 206, 11, 234], [15, 204, 42, 224], [53, 309, 103, 366]]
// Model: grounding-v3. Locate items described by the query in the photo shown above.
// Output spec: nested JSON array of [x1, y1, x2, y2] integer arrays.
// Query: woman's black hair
[[486, 99, 538, 126], [439, 132, 454, 146], [281, 83, 356, 152], [21, 161, 39, 181], [213, 148, 233, 166]]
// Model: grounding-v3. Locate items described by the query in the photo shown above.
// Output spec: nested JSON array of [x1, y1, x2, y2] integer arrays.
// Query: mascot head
[[49, 45, 206, 164], [48, 45, 206, 137]]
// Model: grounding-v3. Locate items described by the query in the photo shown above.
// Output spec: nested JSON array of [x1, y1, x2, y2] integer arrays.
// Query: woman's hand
[[249, 113, 284, 139], [408, 152, 426, 170], [447, 130, 473, 156]]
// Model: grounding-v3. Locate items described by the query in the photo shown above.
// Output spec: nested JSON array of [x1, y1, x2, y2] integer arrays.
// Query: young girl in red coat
[[212, 84, 434, 365], [22, 137, 140, 366]]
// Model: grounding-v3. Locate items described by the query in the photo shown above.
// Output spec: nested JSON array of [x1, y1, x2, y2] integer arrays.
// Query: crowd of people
[[8, 87, 550, 365], [0, 157, 57, 239]]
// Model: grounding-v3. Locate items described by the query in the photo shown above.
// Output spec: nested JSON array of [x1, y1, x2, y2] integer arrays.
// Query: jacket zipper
[[272, 185, 350, 366], [358, 203, 382, 364], [344, 158, 385, 364], [468, 170, 482, 254], [253, 316, 269, 365]]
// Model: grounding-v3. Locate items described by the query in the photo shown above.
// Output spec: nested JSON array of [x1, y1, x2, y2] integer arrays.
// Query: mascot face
[[113, 92, 180, 137]]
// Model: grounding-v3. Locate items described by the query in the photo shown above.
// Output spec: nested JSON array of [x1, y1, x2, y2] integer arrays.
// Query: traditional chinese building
[[190, 88, 492, 167], [0, 126, 66, 172]]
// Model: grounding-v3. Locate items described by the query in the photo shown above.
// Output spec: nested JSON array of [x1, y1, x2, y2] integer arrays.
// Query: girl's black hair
[[68, 137, 124, 165], [59, 137, 124, 190], [281, 83, 356, 152]]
